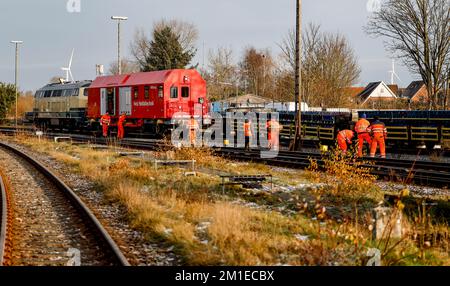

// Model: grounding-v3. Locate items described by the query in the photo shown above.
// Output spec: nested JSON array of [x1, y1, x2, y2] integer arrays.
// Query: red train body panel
[[87, 69, 208, 130]]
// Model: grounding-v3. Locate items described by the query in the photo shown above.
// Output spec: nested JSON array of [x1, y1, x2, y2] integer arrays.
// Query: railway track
[[0, 165, 8, 266], [0, 142, 129, 266], [2, 125, 449, 156], [64, 133, 450, 188], [216, 148, 450, 188], [1, 128, 449, 188]]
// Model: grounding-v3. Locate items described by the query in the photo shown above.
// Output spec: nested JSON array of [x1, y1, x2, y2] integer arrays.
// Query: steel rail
[[1, 127, 449, 187], [0, 171, 8, 266], [0, 142, 130, 266], [215, 148, 450, 188]]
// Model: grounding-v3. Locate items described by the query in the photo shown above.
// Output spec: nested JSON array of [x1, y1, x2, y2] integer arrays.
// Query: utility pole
[[11, 41, 23, 128], [444, 67, 449, 110], [290, 0, 302, 151], [111, 16, 128, 75], [262, 54, 266, 97]]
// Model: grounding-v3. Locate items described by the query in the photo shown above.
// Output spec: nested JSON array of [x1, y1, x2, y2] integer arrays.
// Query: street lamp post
[[111, 16, 128, 75], [11, 40, 23, 128]]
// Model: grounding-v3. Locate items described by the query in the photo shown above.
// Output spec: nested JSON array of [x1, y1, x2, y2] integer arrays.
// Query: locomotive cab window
[[181, 87, 190, 98], [170, 86, 178, 99], [158, 86, 163, 98], [134, 87, 139, 99], [145, 86, 150, 99]]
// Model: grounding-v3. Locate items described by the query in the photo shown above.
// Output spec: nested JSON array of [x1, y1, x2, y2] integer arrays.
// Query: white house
[[357, 81, 398, 105]]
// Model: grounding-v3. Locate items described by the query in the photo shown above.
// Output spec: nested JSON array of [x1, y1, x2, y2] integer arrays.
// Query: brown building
[[402, 81, 429, 103], [387, 84, 400, 96], [341, 87, 365, 106]]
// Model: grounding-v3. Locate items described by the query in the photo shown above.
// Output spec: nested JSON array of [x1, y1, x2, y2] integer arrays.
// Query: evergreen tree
[[142, 26, 196, 71], [0, 83, 17, 120]]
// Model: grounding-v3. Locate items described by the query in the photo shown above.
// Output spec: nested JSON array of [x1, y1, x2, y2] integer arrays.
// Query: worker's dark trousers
[[245, 136, 251, 150]]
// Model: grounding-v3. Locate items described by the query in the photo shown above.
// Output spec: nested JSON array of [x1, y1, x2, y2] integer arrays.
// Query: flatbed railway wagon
[[87, 69, 209, 136], [216, 109, 352, 147], [360, 110, 450, 149], [278, 111, 353, 145]]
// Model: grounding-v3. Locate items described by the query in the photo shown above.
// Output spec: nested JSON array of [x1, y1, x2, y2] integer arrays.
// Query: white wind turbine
[[61, 49, 75, 83], [389, 59, 402, 85]]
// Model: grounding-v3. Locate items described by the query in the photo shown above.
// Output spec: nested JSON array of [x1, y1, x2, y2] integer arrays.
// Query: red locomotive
[[87, 69, 209, 135]]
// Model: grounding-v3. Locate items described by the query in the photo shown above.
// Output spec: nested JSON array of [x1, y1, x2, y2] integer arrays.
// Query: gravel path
[[4, 141, 181, 266], [0, 147, 112, 266]]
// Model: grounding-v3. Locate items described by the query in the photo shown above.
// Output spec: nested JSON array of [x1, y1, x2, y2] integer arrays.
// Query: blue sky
[[0, 0, 418, 91]]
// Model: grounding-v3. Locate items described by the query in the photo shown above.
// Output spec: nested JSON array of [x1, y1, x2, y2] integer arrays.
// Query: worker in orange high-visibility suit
[[368, 116, 388, 158], [117, 112, 127, 140], [337, 130, 355, 154], [266, 118, 283, 151], [189, 116, 199, 146], [100, 112, 111, 138], [244, 119, 252, 151], [354, 113, 372, 157]]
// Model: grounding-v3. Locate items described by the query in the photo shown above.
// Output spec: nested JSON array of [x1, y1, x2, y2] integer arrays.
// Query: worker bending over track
[[337, 129, 355, 154]]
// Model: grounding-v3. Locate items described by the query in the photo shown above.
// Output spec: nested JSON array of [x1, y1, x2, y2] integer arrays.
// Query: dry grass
[[5, 134, 449, 266]]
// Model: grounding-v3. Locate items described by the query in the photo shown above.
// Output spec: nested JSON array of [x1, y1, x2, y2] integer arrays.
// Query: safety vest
[[338, 130, 354, 142], [368, 121, 387, 136], [101, 115, 111, 126], [244, 123, 252, 137], [189, 119, 199, 130], [355, 119, 370, 134], [118, 115, 126, 125], [267, 120, 281, 132]]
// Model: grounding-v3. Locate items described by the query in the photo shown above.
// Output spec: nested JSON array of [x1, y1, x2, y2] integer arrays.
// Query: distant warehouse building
[[210, 94, 308, 113]]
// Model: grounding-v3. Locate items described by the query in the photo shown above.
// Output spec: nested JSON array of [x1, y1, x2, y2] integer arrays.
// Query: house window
[[181, 87, 190, 98], [145, 86, 150, 99], [134, 87, 139, 99], [170, 86, 178, 99], [380, 88, 385, 94]]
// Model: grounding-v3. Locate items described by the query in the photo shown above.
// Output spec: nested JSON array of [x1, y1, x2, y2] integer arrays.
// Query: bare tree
[[130, 28, 151, 71], [154, 19, 199, 52], [366, 0, 450, 109], [279, 23, 361, 107], [108, 59, 139, 75], [239, 47, 276, 98], [131, 20, 199, 72], [203, 47, 236, 101]]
